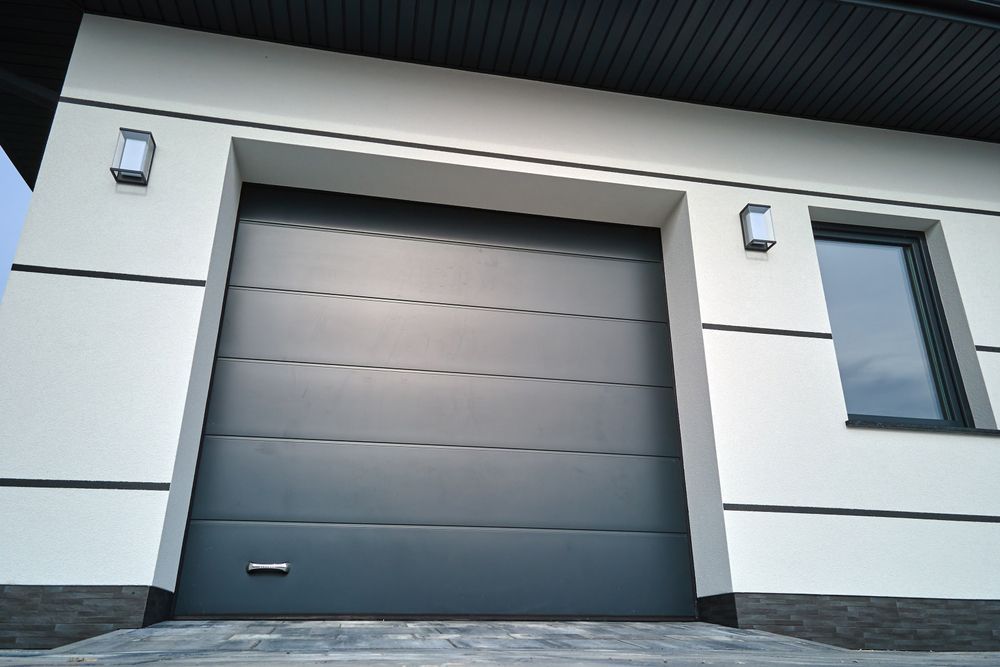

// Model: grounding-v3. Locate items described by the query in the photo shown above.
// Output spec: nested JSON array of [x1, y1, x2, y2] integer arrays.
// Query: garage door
[[174, 185, 694, 617]]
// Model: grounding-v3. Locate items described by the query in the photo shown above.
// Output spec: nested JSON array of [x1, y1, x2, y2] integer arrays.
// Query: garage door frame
[[150, 137, 732, 617]]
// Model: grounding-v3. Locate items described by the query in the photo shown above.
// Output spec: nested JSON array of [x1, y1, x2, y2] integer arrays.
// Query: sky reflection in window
[[815, 239, 942, 420]]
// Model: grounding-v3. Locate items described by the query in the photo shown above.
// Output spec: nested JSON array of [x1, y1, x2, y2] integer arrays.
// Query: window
[[813, 224, 970, 427]]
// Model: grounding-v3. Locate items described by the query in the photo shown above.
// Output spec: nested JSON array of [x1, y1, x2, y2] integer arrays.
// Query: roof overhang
[[2, 0, 999, 189]]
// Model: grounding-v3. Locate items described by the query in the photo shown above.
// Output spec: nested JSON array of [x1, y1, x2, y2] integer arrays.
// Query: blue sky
[[0, 146, 30, 302]]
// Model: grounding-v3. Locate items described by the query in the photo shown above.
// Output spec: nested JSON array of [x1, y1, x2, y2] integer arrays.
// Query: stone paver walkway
[[1, 621, 998, 666]]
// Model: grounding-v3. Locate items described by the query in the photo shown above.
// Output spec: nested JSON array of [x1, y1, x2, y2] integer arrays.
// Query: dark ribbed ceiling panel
[[71, 0, 1000, 142], [3, 0, 999, 188], [0, 0, 80, 187]]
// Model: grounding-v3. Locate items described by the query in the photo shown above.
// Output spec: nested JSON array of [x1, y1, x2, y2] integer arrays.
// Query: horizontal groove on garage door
[[205, 359, 681, 457], [229, 285, 667, 323], [190, 437, 688, 532], [247, 219, 665, 264], [217, 288, 673, 386], [239, 184, 663, 262], [212, 358, 670, 389], [190, 434, 679, 459], [175, 521, 695, 617], [228, 223, 668, 321]]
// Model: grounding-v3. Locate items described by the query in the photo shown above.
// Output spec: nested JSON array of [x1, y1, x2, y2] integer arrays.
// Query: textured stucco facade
[[2, 14, 999, 650]]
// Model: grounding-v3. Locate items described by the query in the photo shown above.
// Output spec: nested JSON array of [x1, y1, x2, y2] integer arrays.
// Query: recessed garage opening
[[173, 184, 695, 618]]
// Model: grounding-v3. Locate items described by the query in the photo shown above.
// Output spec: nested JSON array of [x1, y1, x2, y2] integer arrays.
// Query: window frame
[[813, 222, 973, 429]]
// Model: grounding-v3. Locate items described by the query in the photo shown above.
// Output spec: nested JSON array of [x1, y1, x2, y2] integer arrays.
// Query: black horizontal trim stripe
[[724, 503, 1000, 524], [227, 285, 668, 325], [217, 356, 674, 390], [976, 344, 1000, 353], [201, 433, 680, 461], [702, 323, 834, 339], [0, 478, 170, 491], [192, 518, 687, 536], [11, 263, 206, 287], [61, 96, 1000, 219]]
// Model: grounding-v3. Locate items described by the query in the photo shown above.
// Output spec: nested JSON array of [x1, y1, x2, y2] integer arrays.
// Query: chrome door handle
[[246, 561, 290, 574]]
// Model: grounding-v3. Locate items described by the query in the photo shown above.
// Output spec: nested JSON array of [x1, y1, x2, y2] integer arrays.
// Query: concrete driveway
[[1, 620, 998, 666]]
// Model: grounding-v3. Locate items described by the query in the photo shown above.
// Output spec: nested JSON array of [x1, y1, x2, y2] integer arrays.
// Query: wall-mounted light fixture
[[740, 203, 776, 251], [110, 128, 156, 185]]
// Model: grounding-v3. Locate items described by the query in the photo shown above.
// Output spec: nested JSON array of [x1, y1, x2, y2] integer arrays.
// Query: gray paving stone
[[447, 637, 555, 649], [539, 638, 638, 649], [2, 620, 1000, 666]]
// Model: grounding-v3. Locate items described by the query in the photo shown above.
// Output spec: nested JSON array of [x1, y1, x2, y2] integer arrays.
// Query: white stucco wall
[[1, 15, 998, 599], [0, 272, 202, 483], [0, 488, 166, 586]]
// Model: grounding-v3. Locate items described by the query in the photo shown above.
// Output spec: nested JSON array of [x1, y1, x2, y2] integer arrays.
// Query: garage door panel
[[179, 187, 693, 618], [239, 185, 663, 262], [218, 288, 673, 386], [174, 521, 695, 617], [190, 437, 688, 533], [228, 223, 668, 321], [205, 359, 681, 457]]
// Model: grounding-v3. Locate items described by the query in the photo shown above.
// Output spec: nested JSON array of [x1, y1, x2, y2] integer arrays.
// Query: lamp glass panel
[[747, 206, 774, 243], [120, 136, 148, 173]]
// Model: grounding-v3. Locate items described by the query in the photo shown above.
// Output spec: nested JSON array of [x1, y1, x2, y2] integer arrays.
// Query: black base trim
[[975, 345, 1000, 353], [59, 96, 1000, 219], [698, 592, 1000, 651], [142, 587, 174, 627], [174, 613, 696, 621], [701, 323, 833, 339], [0, 478, 169, 491], [724, 503, 1000, 524], [11, 263, 206, 287], [0, 585, 174, 650]]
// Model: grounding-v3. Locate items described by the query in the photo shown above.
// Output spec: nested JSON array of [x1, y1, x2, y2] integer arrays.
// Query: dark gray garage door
[[174, 185, 694, 617]]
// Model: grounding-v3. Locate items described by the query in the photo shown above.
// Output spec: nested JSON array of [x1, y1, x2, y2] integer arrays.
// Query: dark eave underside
[[2, 0, 1000, 188]]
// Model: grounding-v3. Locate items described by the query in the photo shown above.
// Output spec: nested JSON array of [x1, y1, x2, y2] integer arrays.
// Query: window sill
[[845, 419, 1000, 437]]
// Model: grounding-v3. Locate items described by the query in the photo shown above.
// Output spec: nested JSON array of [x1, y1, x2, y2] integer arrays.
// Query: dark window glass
[[813, 226, 968, 426]]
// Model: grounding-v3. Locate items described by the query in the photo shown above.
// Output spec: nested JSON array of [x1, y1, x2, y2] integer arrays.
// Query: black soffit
[[3, 1, 1000, 188]]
